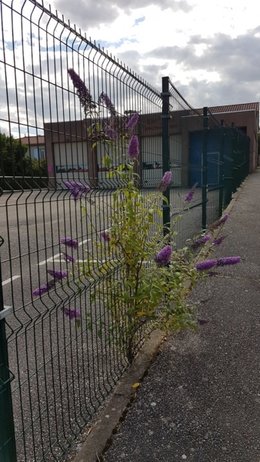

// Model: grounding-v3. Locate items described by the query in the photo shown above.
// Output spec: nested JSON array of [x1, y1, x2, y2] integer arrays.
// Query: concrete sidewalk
[[102, 170, 260, 462]]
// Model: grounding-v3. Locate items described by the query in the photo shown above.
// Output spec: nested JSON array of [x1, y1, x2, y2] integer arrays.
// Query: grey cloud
[[176, 78, 260, 108], [140, 63, 168, 89], [147, 27, 260, 82], [145, 27, 260, 105], [54, 0, 192, 28]]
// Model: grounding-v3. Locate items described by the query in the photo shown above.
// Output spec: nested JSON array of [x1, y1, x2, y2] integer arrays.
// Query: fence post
[[161, 76, 171, 237], [202, 107, 208, 229], [218, 125, 225, 217], [0, 238, 17, 462]]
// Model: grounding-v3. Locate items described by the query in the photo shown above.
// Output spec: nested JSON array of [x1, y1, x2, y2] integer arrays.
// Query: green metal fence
[[0, 2, 251, 461]]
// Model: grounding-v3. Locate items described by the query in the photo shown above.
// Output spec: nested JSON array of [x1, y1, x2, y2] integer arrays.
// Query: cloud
[[53, 0, 192, 27], [177, 78, 260, 108], [143, 26, 260, 106]]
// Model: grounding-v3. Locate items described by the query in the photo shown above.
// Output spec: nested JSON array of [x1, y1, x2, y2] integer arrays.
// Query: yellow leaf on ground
[[132, 382, 140, 390]]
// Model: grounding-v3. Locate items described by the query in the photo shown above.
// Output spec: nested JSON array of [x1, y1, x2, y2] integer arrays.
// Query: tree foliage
[[0, 133, 47, 177]]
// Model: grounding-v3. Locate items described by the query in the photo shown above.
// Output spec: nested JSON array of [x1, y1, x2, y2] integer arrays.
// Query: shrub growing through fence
[[32, 70, 241, 363]]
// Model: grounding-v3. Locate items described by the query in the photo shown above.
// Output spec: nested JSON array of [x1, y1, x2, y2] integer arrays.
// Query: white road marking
[[79, 238, 91, 246], [2, 275, 21, 286], [38, 239, 92, 266], [38, 253, 61, 266]]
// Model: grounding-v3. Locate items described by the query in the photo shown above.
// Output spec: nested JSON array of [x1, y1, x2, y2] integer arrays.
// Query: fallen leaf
[[132, 382, 140, 390]]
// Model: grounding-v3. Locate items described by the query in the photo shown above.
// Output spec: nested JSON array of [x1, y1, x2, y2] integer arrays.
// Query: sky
[[1, 0, 260, 138], [49, 0, 260, 108]]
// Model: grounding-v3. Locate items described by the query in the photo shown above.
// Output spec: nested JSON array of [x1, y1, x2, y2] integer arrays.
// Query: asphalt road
[[0, 187, 220, 461]]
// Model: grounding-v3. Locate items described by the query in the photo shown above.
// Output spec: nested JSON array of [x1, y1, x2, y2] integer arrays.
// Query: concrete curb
[[72, 330, 165, 462]]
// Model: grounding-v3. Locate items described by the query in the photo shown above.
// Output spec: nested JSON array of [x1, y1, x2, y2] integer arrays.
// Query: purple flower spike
[[104, 124, 117, 140], [213, 235, 226, 246], [219, 214, 229, 225], [192, 234, 211, 248], [184, 183, 198, 203], [47, 269, 68, 280], [32, 280, 55, 297], [101, 230, 110, 242], [64, 180, 90, 200], [196, 259, 218, 271], [128, 135, 139, 159], [98, 92, 117, 116], [60, 237, 79, 249], [68, 69, 96, 111], [155, 245, 172, 266], [217, 256, 241, 266], [158, 171, 172, 192], [211, 214, 229, 229], [62, 252, 76, 263], [125, 112, 139, 131], [184, 190, 195, 202], [63, 307, 81, 320]]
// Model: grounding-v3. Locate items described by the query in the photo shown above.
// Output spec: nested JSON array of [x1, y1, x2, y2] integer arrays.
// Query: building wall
[[44, 106, 259, 187]]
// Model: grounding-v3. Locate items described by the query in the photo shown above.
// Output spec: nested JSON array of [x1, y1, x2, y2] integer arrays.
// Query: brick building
[[44, 102, 259, 188]]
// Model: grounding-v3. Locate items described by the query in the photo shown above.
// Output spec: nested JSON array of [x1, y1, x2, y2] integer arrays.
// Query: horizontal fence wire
[[0, 1, 251, 461]]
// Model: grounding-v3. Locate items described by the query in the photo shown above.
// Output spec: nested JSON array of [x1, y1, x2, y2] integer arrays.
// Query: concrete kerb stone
[[72, 330, 165, 462], [71, 177, 248, 462]]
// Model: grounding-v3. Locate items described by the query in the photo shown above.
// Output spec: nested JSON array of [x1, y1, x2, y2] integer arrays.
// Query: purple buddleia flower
[[196, 259, 218, 271], [62, 252, 76, 263], [104, 123, 117, 140], [158, 171, 172, 192], [155, 245, 172, 266], [98, 92, 117, 116], [32, 280, 55, 297], [125, 112, 139, 131], [213, 235, 226, 246], [47, 269, 68, 280], [184, 183, 198, 203], [211, 214, 229, 229], [60, 237, 79, 249], [219, 214, 229, 225], [192, 234, 211, 249], [100, 230, 110, 242], [68, 69, 96, 111], [63, 307, 81, 320], [217, 256, 241, 266], [63, 180, 90, 200], [128, 135, 139, 159], [184, 190, 195, 203]]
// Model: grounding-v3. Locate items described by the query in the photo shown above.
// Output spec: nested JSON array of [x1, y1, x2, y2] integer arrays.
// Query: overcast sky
[[50, 0, 260, 107]]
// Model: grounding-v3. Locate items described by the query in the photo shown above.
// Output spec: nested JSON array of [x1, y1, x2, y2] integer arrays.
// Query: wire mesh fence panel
[[0, 1, 252, 461], [167, 80, 204, 246], [0, 0, 162, 460]]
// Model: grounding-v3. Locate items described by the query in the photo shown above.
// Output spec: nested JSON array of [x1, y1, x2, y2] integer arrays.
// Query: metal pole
[[161, 76, 171, 237], [202, 107, 208, 229], [218, 125, 225, 217], [0, 238, 17, 462]]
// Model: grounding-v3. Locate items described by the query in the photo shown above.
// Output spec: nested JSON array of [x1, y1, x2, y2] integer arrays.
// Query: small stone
[[151, 402, 157, 407], [182, 455, 187, 460]]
